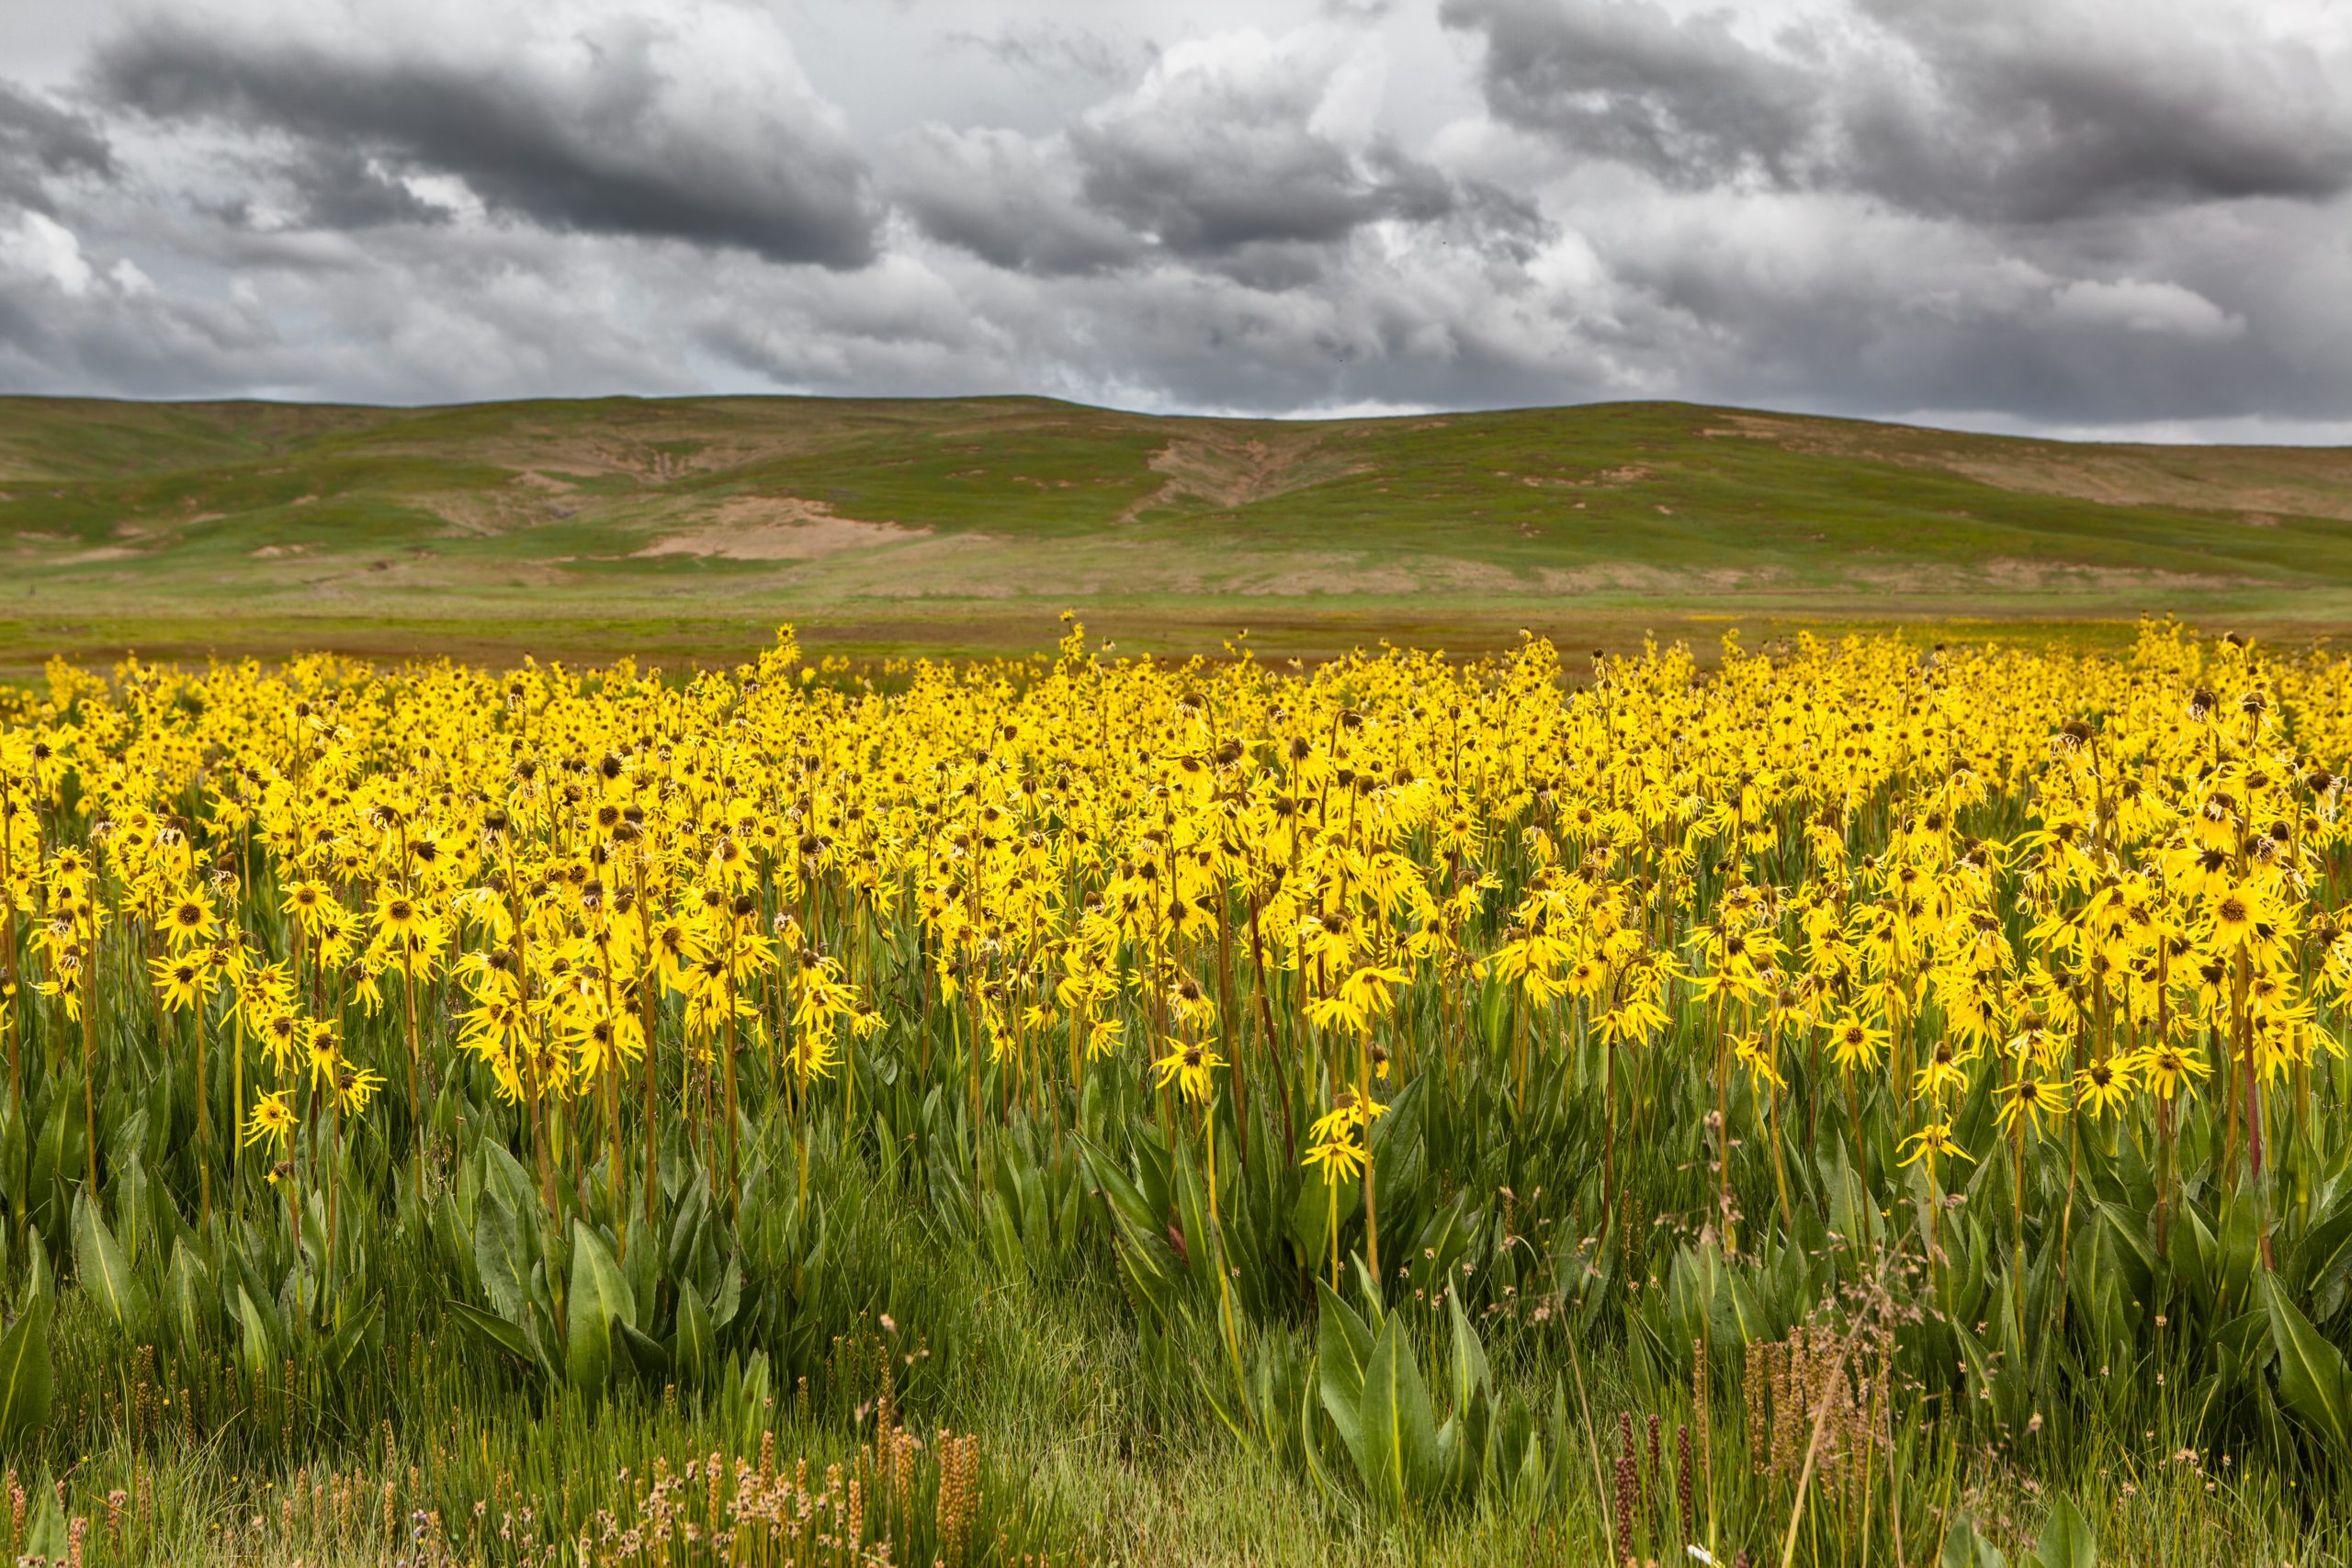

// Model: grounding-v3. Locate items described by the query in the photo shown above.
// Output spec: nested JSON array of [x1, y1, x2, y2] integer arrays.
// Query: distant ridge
[[1, 393, 2347, 668]]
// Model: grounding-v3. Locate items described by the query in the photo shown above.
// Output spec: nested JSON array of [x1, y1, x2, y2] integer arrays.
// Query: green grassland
[[2, 393, 2349, 669]]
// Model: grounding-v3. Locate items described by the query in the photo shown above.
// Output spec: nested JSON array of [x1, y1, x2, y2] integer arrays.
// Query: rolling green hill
[[3, 392, 2348, 668]]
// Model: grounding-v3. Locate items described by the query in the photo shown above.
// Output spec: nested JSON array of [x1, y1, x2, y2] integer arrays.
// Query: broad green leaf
[[1942, 1512, 2010, 1568], [2264, 1272, 2352, 1458], [72, 1191, 149, 1338], [623, 1211, 657, 1326], [729, 1348, 772, 1450], [167, 1239, 215, 1346], [1297, 1373, 1338, 1499], [0, 1297, 52, 1439], [1357, 1318, 1439, 1516], [235, 1284, 275, 1384], [2295, 1195, 2352, 1323], [473, 1195, 529, 1325], [1447, 1286, 1490, 1416], [114, 1151, 151, 1266], [481, 1139, 537, 1222], [2033, 1495, 2097, 1568], [674, 1277, 715, 1388], [564, 1221, 632, 1393], [447, 1299, 537, 1370], [1316, 1280, 1374, 1472], [20, 1222, 51, 1314], [617, 1319, 671, 1381], [324, 1294, 381, 1381], [711, 1258, 742, 1333], [20, 1484, 66, 1562]]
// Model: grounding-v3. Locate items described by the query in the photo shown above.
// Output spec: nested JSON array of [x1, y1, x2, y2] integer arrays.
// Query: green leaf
[[235, 1283, 276, 1385], [1356, 1317, 1439, 1516], [1297, 1372, 1338, 1499], [72, 1190, 149, 1338], [167, 1239, 216, 1347], [1316, 1280, 1374, 1472], [472, 1195, 529, 1325], [324, 1294, 381, 1381], [20, 1483, 66, 1562], [729, 1348, 772, 1450], [20, 1222, 51, 1314], [564, 1221, 633, 1393], [617, 1319, 672, 1382], [2294, 1195, 2352, 1323], [2033, 1495, 2097, 1568], [674, 1277, 715, 1388], [2264, 1272, 2352, 1458], [623, 1212, 657, 1326], [1447, 1286, 1490, 1417], [447, 1298, 537, 1370], [481, 1139, 537, 1221], [1942, 1512, 2010, 1568], [0, 1296, 52, 1440]]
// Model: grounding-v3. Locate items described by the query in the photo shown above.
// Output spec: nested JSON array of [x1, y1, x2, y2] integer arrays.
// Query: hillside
[[3, 393, 2349, 667]]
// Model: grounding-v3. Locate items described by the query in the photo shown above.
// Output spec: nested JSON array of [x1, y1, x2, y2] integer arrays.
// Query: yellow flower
[[2074, 1056, 2136, 1117], [2204, 884, 2264, 952], [280, 880, 329, 931], [376, 888, 435, 945], [149, 953, 211, 1012], [1897, 1122, 1974, 1168], [2135, 1041, 2211, 1101], [164, 890, 219, 950], [243, 1090, 296, 1153], [1151, 1041, 1225, 1103], [1308, 1092, 1386, 1144], [1995, 1072, 2067, 1135], [1301, 1131, 1366, 1184], [1911, 1038, 1972, 1102], [334, 1064, 386, 1117], [1825, 1015, 1886, 1073]]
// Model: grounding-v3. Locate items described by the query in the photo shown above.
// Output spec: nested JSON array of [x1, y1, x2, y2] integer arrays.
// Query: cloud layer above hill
[[3, 0, 2347, 439]]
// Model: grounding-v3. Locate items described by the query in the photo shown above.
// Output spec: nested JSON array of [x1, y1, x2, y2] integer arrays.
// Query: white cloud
[[1, 210, 96, 295], [2049, 277, 2245, 341]]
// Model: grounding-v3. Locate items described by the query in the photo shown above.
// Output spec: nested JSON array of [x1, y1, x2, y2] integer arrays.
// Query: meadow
[[6, 392, 2352, 673], [0, 613, 2347, 1566]]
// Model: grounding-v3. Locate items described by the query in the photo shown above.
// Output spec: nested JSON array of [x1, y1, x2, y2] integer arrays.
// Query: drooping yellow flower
[[1151, 1041, 1225, 1104], [2135, 1041, 2211, 1101], [243, 1090, 296, 1153], [1301, 1129, 1366, 1184], [1897, 1122, 1974, 1169], [1995, 1072, 2067, 1135]]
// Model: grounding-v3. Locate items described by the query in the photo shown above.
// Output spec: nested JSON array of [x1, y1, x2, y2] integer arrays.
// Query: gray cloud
[[938, 21, 1140, 85], [0, 81, 114, 214], [1849, 1, 2352, 221], [1442, 0, 2352, 222], [1440, 0, 1822, 189], [267, 144, 453, 231], [893, 28, 1544, 289], [0, 0, 2346, 439], [886, 125, 1145, 276], [91, 12, 878, 265]]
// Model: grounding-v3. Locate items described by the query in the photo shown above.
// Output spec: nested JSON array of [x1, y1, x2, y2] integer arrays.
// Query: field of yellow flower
[[0, 616, 2347, 1565]]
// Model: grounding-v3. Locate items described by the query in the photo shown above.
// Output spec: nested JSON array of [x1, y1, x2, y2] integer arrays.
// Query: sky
[[2, 0, 2349, 440]]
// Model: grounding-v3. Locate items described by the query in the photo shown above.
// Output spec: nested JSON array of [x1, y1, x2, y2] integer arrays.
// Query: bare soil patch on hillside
[[635, 496, 933, 560], [1118, 432, 1365, 521]]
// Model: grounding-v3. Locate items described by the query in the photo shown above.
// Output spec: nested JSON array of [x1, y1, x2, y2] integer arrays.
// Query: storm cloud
[[91, 5, 879, 265], [0, 0, 2345, 439]]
